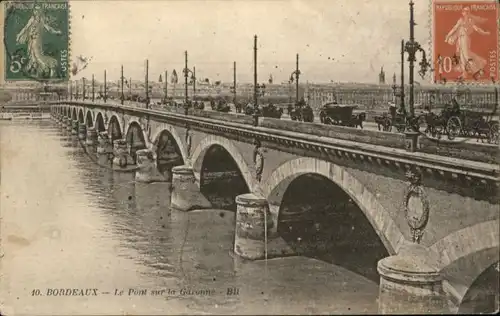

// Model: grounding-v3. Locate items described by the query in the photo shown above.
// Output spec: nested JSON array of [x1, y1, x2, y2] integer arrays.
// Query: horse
[[234, 102, 243, 113], [374, 114, 391, 131], [349, 112, 366, 129], [290, 106, 313, 122], [301, 106, 314, 122]]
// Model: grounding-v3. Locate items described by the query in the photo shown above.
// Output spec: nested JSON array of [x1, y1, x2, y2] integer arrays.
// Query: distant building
[[306, 82, 498, 111], [379, 67, 386, 85]]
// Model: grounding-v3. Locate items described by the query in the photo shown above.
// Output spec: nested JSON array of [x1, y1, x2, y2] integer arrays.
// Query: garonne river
[[0, 119, 381, 315]]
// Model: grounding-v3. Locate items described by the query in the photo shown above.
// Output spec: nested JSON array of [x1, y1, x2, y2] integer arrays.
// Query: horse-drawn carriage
[[244, 103, 283, 119], [374, 103, 407, 133], [319, 103, 366, 128], [210, 99, 231, 112], [290, 105, 314, 122], [423, 99, 499, 143], [261, 103, 284, 119]]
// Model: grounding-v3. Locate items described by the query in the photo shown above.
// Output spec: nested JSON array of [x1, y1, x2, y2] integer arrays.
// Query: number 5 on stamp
[[3, 0, 70, 81], [432, 0, 499, 83]]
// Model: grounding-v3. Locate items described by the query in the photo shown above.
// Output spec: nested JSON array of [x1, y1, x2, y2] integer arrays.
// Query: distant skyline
[[66, 0, 436, 85]]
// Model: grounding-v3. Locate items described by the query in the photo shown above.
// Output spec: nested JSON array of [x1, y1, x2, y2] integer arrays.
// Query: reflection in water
[[0, 120, 379, 315]]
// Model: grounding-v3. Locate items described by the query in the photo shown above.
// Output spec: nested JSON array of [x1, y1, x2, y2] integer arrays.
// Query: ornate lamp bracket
[[253, 138, 264, 182], [403, 167, 430, 244], [185, 124, 192, 161]]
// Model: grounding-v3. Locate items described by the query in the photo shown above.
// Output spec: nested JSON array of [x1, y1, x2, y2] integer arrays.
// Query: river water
[[0, 119, 379, 315]]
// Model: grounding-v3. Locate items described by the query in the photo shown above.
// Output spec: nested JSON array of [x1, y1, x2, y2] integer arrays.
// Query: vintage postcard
[[0, 0, 499, 315]]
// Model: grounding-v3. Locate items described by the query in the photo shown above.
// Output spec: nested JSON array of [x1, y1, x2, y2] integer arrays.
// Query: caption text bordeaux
[[31, 287, 240, 297]]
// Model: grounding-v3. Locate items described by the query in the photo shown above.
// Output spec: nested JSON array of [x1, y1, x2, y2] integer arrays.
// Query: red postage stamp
[[432, 0, 499, 83]]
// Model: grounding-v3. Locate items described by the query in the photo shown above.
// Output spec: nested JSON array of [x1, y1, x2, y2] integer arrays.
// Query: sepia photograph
[[0, 0, 499, 315]]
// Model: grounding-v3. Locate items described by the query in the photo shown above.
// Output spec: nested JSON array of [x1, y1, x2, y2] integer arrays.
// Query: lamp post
[[103, 70, 107, 103], [183, 51, 195, 115], [70, 81, 73, 101], [253, 35, 259, 126], [403, 0, 431, 130], [289, 53, 301, 107], [400, 39, 405, 113], [92, 74, 95, 102], [82, 77, 86, 100], [232, 61, 237, 106], [145, 59, 149, 109], [75, 80, 79, 100], [121, 65, 124, 105], [164, 70, 168, 102], [392, 73, 398, 104], [193, 66, 196, 98]]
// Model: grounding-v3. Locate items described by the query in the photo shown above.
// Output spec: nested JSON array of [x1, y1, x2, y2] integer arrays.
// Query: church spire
[[379, 66, 386, 84]]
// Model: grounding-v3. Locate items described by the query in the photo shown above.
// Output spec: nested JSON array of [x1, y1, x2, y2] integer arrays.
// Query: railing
[[51, 100, 499, 181]]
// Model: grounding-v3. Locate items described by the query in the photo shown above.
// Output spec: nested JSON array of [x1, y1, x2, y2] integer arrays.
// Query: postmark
[[432, 0, 499, 83], [3, 0, 69, 81]]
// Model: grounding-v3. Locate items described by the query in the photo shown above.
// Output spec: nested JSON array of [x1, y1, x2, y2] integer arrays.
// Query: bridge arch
[[107, 115, 123, 142], [192, 136, 254, 209], [125, 118, 151, 147], [85, 110, 93, 127], [150, 124, 187, 163], [458, 260, 499, 314], [191, 135, 255, 192], [151, 128, 185, 178], [429, 220, 499, 310], [94, 112, 106, 132], [78, 108, 84, 123], [125, 121, 147, 164], [261, 157, 405, 257]]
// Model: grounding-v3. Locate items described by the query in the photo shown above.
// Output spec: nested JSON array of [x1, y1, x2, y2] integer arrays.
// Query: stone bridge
[[49, 100, 499, 314]]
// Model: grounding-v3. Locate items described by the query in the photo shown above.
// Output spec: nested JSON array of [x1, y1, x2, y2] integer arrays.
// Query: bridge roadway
[[8, 97, 492, 146], [92, 99, 492, 145], [46, 100, 500, 313]]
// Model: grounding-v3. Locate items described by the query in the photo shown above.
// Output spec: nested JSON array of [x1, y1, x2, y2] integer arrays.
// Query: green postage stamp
[[3, 0, 69, 81]]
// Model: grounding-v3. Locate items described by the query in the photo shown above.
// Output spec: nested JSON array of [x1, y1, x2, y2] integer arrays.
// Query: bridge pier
[[377, 244, 448, 314], [170, 165, 212, 211], [135, 149, 168, 183], [233, 193, 273, 260], [86, 128, 97, 146], [96, 132, 113, 165], [66, 118, 72, 132], [78, 123, 87, 141], [112, 139, 135, 168], [71, 120, 79, 135]]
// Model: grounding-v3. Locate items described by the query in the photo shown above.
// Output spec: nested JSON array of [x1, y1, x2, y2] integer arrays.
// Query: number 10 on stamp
[[432, 0, 499, 83]]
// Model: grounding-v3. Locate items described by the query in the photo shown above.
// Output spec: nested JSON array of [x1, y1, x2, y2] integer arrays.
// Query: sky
[[68, 0, 430, 84]]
